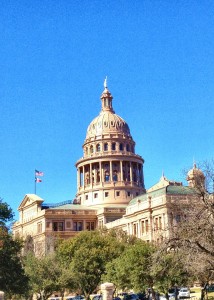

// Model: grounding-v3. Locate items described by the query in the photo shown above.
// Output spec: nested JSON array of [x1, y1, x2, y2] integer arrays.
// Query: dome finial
[[193, 157, 197, 169], [104, 76, 108, 89]]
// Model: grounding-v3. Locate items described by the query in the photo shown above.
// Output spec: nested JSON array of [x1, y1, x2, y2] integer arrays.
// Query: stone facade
[[12, 81, 202, 255]]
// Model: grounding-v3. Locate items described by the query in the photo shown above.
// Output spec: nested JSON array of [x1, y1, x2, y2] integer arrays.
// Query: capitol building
[[12, 81, 204, 255]]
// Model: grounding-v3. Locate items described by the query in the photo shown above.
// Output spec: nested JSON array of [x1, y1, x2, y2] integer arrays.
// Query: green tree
[[24, 252, 72, 300], [0, 197, 14, 228], [151, 250, 191, 299], [104, 239, 156, 293], [0, 198, 29, 298], [57, 230, 124, 300], [0, 228, 29, 298]]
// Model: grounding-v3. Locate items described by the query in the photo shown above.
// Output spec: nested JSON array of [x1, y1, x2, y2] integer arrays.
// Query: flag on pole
[[35, 170, 44, 176], [35, 177, 42, 183]]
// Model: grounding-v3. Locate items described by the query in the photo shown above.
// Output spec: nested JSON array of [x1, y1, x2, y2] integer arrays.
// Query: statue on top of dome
[[104, 76, 108, 88]]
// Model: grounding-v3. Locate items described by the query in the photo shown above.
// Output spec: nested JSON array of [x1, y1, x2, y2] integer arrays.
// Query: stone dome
[[86, 111, 131, 140], [85, 84, 132, 141], [187, 163, 205, 179]]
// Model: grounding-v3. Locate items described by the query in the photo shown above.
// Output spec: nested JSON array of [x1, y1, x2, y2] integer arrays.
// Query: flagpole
[[34, 169, 43, 194], [34, 170, 36, 194]]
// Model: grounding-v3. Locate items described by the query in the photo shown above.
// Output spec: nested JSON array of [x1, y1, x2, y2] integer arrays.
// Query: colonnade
[[77, 160, 144, 188]]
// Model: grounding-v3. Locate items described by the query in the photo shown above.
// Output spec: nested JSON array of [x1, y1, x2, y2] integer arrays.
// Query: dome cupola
[[187, 163, 205, 188], [100, 77, 114, 112]]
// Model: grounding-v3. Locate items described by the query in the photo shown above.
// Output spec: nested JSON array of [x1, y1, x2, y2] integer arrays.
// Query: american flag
[[35, 170, 44, 176], [35, 177, 42, 183]]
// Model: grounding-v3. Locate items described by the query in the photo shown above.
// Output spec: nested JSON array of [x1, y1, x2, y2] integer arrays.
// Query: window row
[[44, 221, 95, 232], [83, 190, 138, 201], [131, 216, 164, 236], [85, 142, 135, 155]]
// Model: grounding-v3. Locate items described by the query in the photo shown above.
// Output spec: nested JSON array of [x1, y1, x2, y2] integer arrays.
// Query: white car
[[178, 288, 190, 299]]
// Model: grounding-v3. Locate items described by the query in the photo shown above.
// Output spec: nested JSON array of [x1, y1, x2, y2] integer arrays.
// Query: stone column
[[77, 168, 80, 188], [130, 162, 133, 182], [83, 165, 85, 186], [94, 166, 97, 184], [100, 282, 115, 300], [120, 160, 123, 182], [110, 161, 113, 181], [99, 161, 103, 182], [90, 163, 92, 185]]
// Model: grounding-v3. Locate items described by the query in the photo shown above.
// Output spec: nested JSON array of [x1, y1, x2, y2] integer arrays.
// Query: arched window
[[90, 145, 94, 153], [96, 144, 100, 152], [111, 143, 116, 151], [126, 144, 130, 151], [104, 143, 108, 151], [85, 147, 88, 155], [119, 143, 123, 151]]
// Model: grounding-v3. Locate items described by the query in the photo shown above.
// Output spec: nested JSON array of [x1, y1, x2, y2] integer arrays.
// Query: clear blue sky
[[1, 0, 213, 219]]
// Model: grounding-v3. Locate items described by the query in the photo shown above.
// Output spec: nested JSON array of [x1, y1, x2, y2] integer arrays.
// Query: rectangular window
[[37, 222, 42, 233], [73, 221, 83, 231], [145, 220, 149, 233], [105, 192, 109, 197], [86, 221, 95, 231], [116, 191, 120, 196], [133, 223, 137, 235], [94, 193, 98, 198], [127, 191, 131, 197], [155, 218, 158, 230], [53, 222, 64, 232], [141, 220, 145, 234], [159, 217, 162, 229], [85, 195, 88, 200]]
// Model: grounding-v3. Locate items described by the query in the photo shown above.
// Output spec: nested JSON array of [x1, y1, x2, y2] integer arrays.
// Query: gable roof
[[18, 194, 44, 210]]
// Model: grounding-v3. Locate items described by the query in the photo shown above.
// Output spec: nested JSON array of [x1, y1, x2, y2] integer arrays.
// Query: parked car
[[124, 294, 140, 300], [168, 288, 180, 299], [136, 293, 146, 300], [75, 296, 84, 300], [178, 288, 190, 299], [207, 285, 214, 292]]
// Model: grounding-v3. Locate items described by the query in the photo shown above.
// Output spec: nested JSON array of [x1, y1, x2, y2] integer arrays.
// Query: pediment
[[18, 194, 44, 210], [147, 176, 170, 192]]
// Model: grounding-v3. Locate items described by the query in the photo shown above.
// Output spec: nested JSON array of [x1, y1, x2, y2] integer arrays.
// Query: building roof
[[147, 174, 182, 192], [50, 204, 96, 210], [166, 185, 197, 195], [128, 185, 197, 206], [18, 194, 44, 210]]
